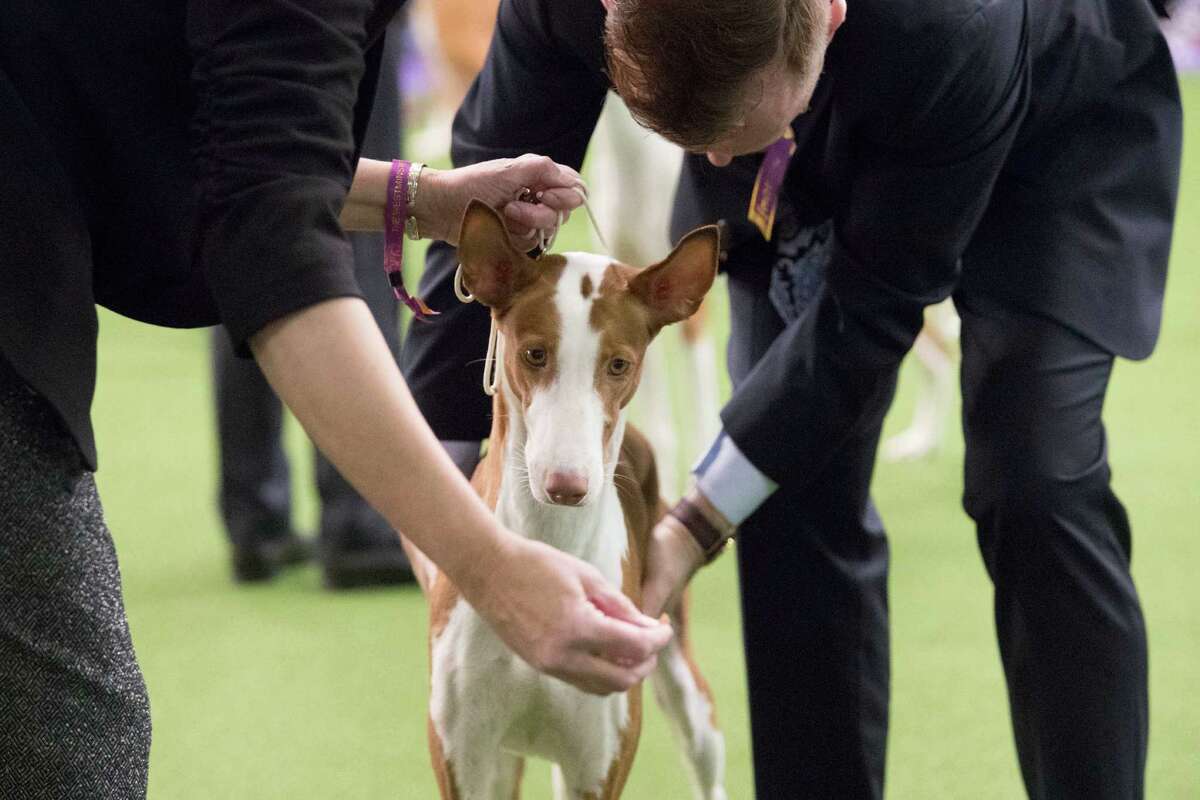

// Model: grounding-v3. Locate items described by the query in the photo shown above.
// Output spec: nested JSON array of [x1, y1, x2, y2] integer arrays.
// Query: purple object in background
[[399, 23, 432, 101], [1164, 0, 1200, 71]]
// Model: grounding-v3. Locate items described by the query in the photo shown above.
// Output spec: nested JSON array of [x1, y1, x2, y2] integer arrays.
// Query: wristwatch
[[667, 489, 737, 565]]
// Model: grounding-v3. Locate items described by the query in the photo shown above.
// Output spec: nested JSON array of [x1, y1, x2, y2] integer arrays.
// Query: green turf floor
[[94, 79, 1199, 798]]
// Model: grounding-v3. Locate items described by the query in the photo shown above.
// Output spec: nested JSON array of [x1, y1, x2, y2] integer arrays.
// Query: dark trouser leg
[[726, 268, 890, 799], [958, 296, 1146, 800], [0, 361, 151, 799], [314, 231, 402, 543], [211, 328, 291, 545]]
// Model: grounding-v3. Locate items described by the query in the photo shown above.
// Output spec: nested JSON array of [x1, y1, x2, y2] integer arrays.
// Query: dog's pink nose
[[545, 471, 588, 506]]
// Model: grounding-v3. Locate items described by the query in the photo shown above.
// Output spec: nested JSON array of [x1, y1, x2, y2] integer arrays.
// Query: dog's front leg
[[429, 721, 524, 800]]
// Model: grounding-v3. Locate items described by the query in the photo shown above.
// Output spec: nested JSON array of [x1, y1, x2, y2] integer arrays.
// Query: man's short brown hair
[[605, 0, 825, 148]]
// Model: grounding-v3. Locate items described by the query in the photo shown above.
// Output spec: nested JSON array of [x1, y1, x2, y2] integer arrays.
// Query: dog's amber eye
[[523, 348, 548, 368], [608, 357, 631, 377]]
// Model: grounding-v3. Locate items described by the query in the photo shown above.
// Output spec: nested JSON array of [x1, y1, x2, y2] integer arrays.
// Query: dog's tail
[[399, 534, 438, 595]]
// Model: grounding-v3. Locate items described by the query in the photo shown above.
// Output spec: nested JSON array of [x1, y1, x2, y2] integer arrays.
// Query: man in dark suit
[[399, 0, 1182, 796]]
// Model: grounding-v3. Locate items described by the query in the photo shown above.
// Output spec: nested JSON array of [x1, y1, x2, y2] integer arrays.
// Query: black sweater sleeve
[[187, 0, 375, 348]]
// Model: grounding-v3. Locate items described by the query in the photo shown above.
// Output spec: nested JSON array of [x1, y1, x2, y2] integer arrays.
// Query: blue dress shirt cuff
[[692, 430, 779, 526]]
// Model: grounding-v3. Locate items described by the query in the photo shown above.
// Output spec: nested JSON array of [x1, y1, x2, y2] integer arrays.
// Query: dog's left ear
[[630, 225, 719, 329]]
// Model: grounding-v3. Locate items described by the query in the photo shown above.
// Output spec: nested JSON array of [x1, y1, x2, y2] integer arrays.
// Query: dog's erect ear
[[457, 200, 540, 312], [629, 225, 719, 329]]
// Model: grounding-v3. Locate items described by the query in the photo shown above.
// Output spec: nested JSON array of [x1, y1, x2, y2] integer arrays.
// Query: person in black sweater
[[398, 0, 1182, 797], [0, 2, 671, 796]]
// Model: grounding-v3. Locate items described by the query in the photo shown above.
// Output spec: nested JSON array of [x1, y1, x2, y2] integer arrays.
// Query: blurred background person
[[1163, 0, 1200, 68], [211, 19, 413, 589]]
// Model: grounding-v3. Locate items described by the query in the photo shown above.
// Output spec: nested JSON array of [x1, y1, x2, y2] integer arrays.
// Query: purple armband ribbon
[[385, 159, 439, 320]]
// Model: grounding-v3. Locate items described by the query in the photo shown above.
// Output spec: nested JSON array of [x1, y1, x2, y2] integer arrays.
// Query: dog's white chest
[[428, 486, 632, 796], [430, 602, 629, 787]]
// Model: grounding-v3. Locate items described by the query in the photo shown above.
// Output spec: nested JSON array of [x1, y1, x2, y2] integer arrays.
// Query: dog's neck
[[481, 374, 629, 576]]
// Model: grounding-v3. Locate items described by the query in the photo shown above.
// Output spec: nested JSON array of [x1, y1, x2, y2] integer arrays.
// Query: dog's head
[[458, 200, 718, 507]]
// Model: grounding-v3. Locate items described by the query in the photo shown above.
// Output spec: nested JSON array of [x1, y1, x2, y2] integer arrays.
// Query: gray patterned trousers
[[0, 358, 151, 798]]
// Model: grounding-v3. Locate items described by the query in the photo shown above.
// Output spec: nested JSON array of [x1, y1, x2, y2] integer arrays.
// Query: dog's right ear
[[457, 200, 540, 312]]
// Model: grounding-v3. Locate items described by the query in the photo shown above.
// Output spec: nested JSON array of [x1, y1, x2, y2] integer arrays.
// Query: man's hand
[[641, 513, 706, 619], [462, 533, 673, 695]]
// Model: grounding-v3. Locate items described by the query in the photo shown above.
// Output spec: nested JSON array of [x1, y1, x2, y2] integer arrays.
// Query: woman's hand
[[341, 155, 586, 249], [640, 514, 706, 619], [461, 533, 673, 695], [418, 154, 587, 249]]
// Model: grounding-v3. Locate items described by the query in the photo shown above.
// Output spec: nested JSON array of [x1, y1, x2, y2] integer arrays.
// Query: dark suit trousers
[[211, 23, 404, 547], [726, 260, 1146, 798]]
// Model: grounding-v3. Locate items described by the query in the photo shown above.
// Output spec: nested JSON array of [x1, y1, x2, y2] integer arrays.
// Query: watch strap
[[668, 497, 734, 565]]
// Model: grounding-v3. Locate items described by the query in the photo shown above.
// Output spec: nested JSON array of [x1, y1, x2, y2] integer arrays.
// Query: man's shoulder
[[831, 0, 1025, 123], [836, 0, 1023, 71], [848, 0, 1000, 44]]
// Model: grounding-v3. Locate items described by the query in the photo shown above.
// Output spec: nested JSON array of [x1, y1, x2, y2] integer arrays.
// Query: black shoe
[[231, 532, 313, 583], [320, 527, 415, 590]]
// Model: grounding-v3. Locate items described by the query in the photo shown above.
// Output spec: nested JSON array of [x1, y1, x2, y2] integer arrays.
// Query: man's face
[[697, 56, 821, 167], [697, 0, 845, 167]]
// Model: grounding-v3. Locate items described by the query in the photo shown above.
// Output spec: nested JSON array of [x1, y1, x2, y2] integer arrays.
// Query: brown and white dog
[[417, 201, 727, 799]]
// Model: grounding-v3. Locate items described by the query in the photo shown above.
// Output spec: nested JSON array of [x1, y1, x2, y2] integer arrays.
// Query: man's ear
[[829, 0, 847, 39], [629, 225, 719, 329], [457, 200, 540, 311]]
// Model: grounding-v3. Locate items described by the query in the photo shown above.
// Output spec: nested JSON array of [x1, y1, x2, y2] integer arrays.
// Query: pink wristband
[[384, 159, 438, 319]]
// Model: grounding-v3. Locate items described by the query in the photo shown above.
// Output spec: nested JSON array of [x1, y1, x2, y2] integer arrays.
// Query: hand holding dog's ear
[[420, 154, 585, 247]]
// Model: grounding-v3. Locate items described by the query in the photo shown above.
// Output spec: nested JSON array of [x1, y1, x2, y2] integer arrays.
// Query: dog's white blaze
[[429, 253, 633, 797], [523, 252, 613, 507]]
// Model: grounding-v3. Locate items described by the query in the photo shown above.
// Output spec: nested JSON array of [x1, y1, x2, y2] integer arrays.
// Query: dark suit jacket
[[0, 0, 402, 469], [404, 0, 1180, 488]]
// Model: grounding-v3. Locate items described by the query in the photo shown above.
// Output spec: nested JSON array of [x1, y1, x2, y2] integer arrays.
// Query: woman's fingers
[[500, 209, 538, 241], [550, 649, 659, 696], [501, 205, 549, 253], [512, 153, 585, 192], [537, 188, 585, 215], [490, 155, 591, 250], [588, 582, 664, 629], [504, 200, 563, 233], [576, 606, 672, 668]]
